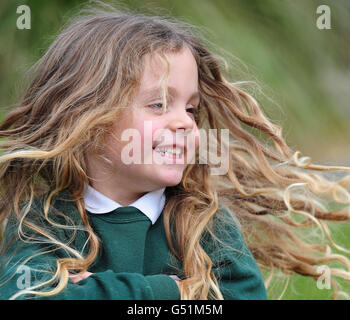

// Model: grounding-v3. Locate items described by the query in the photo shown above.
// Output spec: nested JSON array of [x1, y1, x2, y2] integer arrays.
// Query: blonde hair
[[0, 2, 349, 300]]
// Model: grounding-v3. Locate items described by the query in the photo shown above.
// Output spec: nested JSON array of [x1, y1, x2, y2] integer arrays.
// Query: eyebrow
[[139, 86, 200, 102]]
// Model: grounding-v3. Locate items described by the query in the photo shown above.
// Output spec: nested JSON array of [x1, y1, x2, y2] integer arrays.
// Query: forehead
[[139, 86, 200, 102], [137, 47, 199, 98]]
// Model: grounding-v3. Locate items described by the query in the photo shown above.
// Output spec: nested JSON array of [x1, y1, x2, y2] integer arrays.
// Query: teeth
[[154, 147, 183, 157]]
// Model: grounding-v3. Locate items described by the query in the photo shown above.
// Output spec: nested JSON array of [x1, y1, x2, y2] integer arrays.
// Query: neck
[[85, 152, 151, 206], [89, 180, 146, 206]]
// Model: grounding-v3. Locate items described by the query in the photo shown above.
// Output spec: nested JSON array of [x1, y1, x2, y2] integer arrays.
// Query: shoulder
[[3, 189, 86, 255], [15, 188, 81, 226], [202, 206, 246, 250], [203, 207, 267, 299], [201, 205, 258, 270]]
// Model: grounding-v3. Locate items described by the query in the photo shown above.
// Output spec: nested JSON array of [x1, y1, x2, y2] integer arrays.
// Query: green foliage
[[1, 0, 350, 163]]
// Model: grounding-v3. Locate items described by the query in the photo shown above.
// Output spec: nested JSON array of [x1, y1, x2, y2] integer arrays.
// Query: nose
[[168, 107, 195, 133]]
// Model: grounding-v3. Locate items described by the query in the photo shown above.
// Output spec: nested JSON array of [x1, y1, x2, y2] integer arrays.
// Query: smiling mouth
[[152, 145, 185, 164], [153, 147, 183, 158]]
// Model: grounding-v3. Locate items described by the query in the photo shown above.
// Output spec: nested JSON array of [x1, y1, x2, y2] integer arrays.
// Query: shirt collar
[[83, 184, 166, 225]]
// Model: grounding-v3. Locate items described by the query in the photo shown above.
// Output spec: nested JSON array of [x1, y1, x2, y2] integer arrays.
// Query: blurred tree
[[1, 0, 349, 164]]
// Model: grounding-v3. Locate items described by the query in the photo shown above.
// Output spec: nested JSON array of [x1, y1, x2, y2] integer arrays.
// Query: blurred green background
[[0, 0, 349, 299]]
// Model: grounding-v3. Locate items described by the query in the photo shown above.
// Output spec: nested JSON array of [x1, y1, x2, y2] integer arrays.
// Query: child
[[0, 3, 349, 300]]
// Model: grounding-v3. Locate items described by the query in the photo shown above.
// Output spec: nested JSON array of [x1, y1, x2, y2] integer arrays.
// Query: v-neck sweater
[[0, 190, 267, 300]]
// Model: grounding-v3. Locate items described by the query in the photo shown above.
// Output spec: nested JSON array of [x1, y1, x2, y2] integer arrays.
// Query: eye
[[186, 107, 198, 114], [146, 103, 166, 113], [148, 103, 163, 109], [187, 104, 200, 115], [187, 105, 200, 122]]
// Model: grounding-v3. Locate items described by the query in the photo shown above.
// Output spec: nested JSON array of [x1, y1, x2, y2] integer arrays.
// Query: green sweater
[[0, 190, 267, 300]]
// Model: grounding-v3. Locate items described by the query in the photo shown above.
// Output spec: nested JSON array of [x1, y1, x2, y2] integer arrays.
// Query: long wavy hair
[[0, 2, 349, 300]]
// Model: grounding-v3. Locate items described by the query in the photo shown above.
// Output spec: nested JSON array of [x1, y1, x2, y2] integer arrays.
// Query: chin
[[155, 170, 184, 187]]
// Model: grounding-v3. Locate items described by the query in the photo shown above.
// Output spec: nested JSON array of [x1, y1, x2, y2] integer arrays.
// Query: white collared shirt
[[83, 184, 166, 225], [83, 184, 180, 281]]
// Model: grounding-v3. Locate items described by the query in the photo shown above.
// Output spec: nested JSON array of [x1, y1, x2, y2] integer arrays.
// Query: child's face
[[97, 46, 200, 193]]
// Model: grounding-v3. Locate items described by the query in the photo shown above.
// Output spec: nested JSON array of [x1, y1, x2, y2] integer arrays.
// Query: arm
[[0, 251, 180, 300], [0, 223, 180, 300], [53, 271, 180, 300]]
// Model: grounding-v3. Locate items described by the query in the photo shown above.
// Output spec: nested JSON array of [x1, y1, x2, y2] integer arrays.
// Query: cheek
[[193, 125, 200, 150], [135, 119, 164, 147], [186, 125, 200, 155], [103, 118, 137, 164]]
